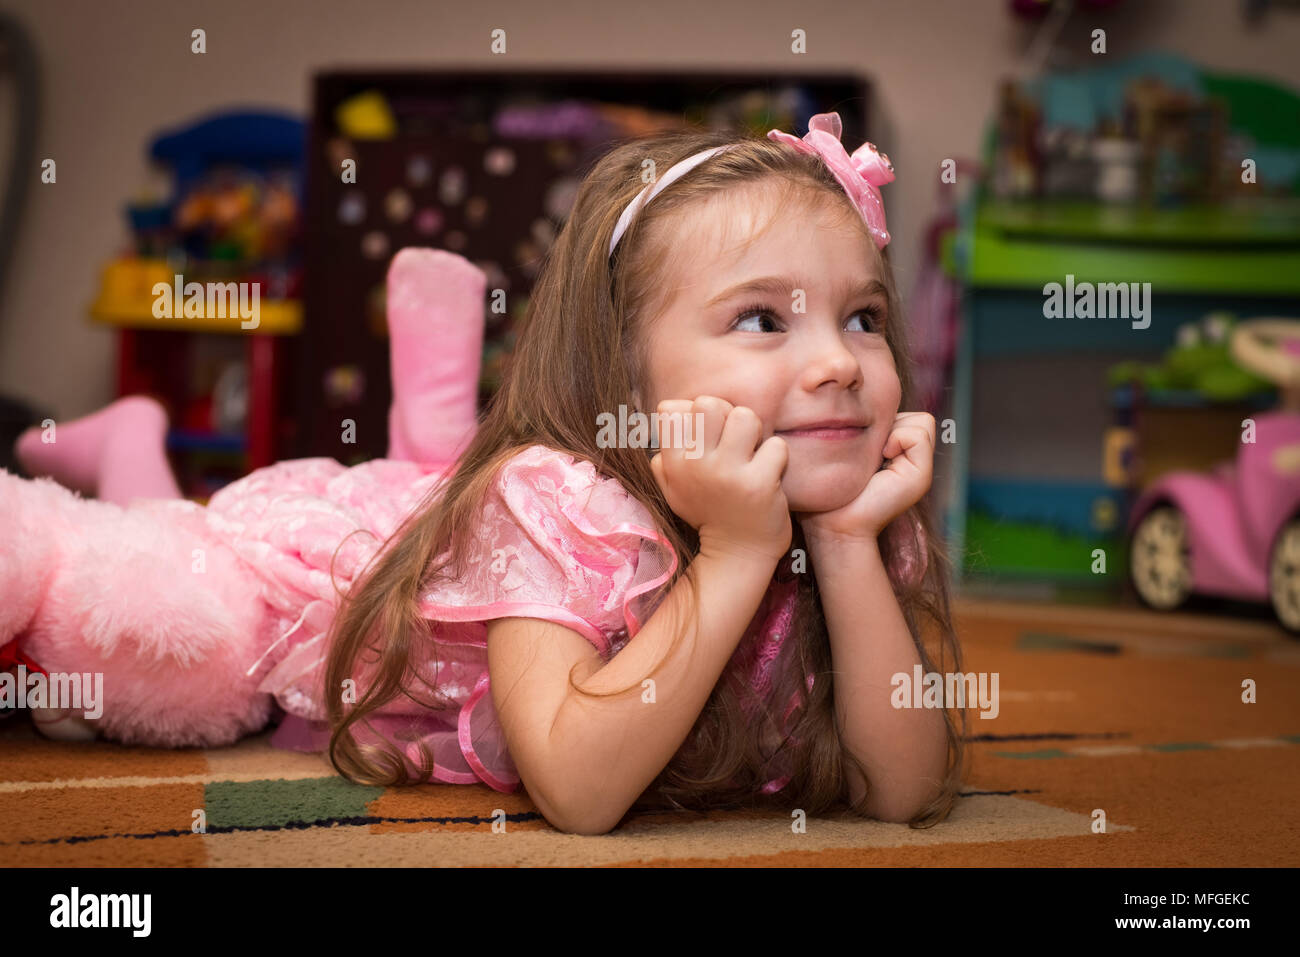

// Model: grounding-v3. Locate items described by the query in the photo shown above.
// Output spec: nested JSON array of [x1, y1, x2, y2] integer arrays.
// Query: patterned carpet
[[2, 598, 1297, 867]]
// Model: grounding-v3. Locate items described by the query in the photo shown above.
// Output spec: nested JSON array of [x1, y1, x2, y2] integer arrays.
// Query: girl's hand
[[796, 411, 935, 544], [650, 396, 792, 565]]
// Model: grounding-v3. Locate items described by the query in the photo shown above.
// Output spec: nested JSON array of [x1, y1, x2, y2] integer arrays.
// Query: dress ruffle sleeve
[[416, 444, 679, 656], [408, 444, 679, 791]]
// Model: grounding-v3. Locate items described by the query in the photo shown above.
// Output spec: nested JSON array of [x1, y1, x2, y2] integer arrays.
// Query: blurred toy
[[1125, 75, 1225, 206], [334, 89, 396, 140], [258, 172, 299, 260], [1109, 312, 1274, 402], [990, 53, 1251, 206], [1127, 318, 1300, 632], [211, 361, 249, 435], [322, 365, 365, 406], [173, 167, 300, 264], [1091, 136, 1141, 203], [992, 79, 1041, 199]]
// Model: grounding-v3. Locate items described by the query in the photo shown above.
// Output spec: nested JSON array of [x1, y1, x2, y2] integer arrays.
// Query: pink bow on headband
[[767, 112, 895, 249]]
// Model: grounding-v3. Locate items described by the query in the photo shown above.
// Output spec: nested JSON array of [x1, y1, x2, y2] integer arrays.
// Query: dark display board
[[292, 70, 872, 463]]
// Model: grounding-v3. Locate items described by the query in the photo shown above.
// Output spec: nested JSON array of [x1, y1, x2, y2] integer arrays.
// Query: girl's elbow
[[859, 778, 943, 824], [886, 784, 948, 823], [552, 814, 618, 836], [529, 781, 620, 835], [542, 803, 620, 835], [870, 800, 921, 824]]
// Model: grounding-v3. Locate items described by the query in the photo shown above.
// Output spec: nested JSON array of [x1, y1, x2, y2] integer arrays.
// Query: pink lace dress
[[204, 444, 808, 795]]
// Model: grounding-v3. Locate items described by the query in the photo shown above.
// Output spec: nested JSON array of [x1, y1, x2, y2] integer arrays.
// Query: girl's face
[[632, 182, 903, 515]]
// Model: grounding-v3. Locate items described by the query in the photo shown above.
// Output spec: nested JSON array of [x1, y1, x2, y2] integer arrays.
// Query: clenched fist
[[650, 395, 792, 566]]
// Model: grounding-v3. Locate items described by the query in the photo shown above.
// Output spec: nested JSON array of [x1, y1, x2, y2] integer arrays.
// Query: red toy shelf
[[90, 260, 302, 501]]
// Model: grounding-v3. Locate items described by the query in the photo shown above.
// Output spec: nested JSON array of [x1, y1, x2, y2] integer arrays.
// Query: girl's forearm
[[547, 548, 778, 832], [806, 533, 949, 822]]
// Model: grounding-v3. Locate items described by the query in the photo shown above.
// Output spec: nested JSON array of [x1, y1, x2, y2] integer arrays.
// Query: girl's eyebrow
[[704, 276, 887, 308]]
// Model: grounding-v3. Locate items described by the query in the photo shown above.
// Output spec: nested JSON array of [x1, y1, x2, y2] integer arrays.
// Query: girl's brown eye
[[731, 304, 782, 333], [850, 308, 885, 333]]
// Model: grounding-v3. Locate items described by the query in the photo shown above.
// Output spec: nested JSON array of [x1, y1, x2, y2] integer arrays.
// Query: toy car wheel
[[1130, 505, 1192, 611], [1268, 519, 1300, 634]]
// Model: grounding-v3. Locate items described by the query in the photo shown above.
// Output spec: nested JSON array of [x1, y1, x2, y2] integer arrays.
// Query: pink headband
[[607, 111, 895, 258]]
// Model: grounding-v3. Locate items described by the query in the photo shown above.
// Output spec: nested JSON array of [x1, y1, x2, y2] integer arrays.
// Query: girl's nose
[[802, 335, 863, 392]]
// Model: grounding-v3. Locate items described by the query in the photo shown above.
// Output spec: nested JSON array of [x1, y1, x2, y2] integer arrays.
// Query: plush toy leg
[[385, 248, 486, 469], [13, 395, 183, 506], [0, 468, 276, 747]]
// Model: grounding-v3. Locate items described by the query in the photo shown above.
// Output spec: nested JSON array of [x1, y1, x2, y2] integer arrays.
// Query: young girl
[[1, 112, 966, 834]]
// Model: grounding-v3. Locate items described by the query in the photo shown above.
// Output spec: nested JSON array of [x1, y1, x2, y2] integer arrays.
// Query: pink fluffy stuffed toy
[[0, 248, 486, 747]]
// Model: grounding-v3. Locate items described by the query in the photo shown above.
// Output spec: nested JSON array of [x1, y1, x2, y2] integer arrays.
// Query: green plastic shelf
[[979, 199, 1300, 245], [963, 200, 1300, 295]]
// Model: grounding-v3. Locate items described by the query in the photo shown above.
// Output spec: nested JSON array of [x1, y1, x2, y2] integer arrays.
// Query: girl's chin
[[782, 473, 872, 514], [787, 495, 860, 515]]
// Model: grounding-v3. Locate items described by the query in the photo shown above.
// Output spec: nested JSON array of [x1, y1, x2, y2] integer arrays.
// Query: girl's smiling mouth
[[776, 426, 867, 440], [776, 417, 869, 440]]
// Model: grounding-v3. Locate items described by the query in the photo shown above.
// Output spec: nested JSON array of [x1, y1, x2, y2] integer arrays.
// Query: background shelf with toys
[[87, 110, 306, 502], [945, 51, 1300, 601]]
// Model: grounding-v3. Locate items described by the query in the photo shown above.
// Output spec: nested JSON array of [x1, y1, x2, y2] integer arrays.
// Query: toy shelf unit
[[948, 200, 1300, 595], [89, 110, 307, 501], [292, 69, 883, 464], [946, 55, 1300, 599]]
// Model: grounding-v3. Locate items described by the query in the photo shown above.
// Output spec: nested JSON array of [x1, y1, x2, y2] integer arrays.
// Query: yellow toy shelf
[[88, 257, 302, 335]]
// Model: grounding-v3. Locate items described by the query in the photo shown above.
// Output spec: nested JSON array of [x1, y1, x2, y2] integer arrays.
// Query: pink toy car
[[1127, 318, 1300, 633]]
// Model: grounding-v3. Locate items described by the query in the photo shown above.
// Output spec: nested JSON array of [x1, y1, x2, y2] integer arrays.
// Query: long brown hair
[[322, 124, 968, 829]]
